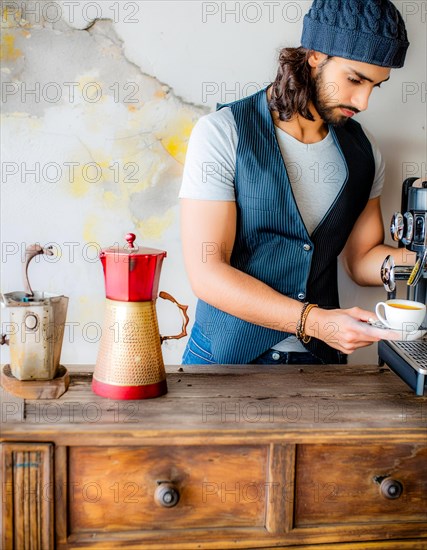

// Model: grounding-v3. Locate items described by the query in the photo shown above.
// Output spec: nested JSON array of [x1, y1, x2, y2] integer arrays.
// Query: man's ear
[[308, 50, 329, 68]]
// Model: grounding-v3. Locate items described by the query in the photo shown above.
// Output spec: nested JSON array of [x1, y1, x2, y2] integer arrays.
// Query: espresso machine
[[379, 178, 427, 395]]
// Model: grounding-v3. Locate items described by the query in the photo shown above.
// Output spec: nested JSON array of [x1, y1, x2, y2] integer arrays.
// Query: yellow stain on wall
[[70, 168, 91, 197], [0, 34, 23, 61], [103, 190, 120, 207], [123, 156, 163, 195], [69, 154, 113, 197], [2, 7, 19, 28], [156, 113, 196, 165], [116, 156, 138, 196], [136, 209, 175, 240], [154, 88, 167, 100], [83, 217, 98, 242], [2, 7, 31, 28]]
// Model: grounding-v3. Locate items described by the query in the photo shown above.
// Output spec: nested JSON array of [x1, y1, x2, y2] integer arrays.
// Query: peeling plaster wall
[[1, 0, 207, 365], [1, 0, 426, 366]]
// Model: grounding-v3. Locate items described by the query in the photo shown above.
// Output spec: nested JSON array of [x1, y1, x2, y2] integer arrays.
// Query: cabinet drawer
[[294, 444, 427, 527], [68, 445, 268, 533]]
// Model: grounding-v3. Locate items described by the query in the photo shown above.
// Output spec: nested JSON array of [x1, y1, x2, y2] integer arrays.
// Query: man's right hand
[[305, 306, 400, 354]]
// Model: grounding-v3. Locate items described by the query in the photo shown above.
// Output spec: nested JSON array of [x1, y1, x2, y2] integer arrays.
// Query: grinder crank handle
[[159, 291, 190, 343], [23, 244, 55, 297]]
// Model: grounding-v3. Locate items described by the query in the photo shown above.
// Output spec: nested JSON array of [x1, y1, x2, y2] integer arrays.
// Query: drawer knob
[[155, 481, 180, 508], [379, 478, 403, 500]]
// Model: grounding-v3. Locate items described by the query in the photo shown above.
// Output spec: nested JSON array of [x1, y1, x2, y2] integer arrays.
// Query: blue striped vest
[[195, 85, 375, 364]]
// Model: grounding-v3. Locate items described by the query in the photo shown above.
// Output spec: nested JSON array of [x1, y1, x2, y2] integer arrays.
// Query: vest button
[[303, 244, 312, 251], [271, 352, 281, 361], [298, 293, 306, 300]]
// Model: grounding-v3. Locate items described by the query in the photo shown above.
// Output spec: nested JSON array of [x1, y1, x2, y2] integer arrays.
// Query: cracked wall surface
[[1, 0, 207, 364]]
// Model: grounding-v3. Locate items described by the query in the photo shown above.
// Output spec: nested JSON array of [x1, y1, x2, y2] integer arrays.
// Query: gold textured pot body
[[93, 299, 166, 392]]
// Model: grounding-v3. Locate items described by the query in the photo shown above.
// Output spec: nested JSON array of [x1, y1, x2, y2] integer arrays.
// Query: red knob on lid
[[125, 233, 137, 249]]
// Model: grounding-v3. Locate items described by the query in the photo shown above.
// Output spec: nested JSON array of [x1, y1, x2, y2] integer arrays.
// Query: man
[[179, 0, 415, 365]]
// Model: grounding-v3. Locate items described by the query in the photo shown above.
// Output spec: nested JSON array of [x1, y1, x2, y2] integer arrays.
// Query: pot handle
[[159, 291, 189, 343]]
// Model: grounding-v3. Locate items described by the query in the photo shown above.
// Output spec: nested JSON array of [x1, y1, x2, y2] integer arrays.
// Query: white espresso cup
[[375, 299, 426, 331]]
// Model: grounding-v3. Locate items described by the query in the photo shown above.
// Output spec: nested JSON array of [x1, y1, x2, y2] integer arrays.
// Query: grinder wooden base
[[0, 364, 70, 399]]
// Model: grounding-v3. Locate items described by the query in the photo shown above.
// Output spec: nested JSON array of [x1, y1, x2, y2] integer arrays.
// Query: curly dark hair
[[268, 47, 331, 122]]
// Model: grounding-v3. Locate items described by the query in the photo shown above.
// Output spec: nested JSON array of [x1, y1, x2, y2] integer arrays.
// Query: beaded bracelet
[[296, 302, 318, 344]]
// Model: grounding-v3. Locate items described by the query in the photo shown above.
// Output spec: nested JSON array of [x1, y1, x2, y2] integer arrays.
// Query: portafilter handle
[[381, 255, 396, 299]]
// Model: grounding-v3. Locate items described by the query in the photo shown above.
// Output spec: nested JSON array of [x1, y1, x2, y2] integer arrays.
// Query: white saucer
[[389, 329, 427, 342], [368, 320, 427, 341]]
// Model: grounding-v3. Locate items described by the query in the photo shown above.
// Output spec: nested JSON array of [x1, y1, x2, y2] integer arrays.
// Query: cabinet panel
[[0, 443, 54, 550], [68, 445, 268, 533], [294, 444, 427, 527]]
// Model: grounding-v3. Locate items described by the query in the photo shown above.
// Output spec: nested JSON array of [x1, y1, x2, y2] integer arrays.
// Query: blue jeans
[[182, 323, 216, 365], [181, 323, 324, 365]]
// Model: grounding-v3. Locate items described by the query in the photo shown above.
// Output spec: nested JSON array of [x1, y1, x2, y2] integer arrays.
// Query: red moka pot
[[92, 233, 189, 400]]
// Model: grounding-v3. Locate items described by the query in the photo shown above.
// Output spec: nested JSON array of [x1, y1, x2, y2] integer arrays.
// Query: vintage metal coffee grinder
[[92, 233, 189, 399], [379, 178, 427, 395], [0, 244, 69, 398]]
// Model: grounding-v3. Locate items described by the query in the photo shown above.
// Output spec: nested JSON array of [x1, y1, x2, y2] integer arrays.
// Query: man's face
[[311, 55, 391, 127]]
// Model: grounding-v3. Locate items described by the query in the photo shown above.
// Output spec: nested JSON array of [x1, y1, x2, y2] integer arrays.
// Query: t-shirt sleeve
[[179, 107, 237, 201], [363, 127, 385, 200]]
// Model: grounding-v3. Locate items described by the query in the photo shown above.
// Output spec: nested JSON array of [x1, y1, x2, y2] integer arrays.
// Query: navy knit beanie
[[301, 0, 409, 68]]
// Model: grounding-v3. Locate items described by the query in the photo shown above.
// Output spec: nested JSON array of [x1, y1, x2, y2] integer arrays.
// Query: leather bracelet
[[296, 302, 318, 344], [296, 302, 310, 337]]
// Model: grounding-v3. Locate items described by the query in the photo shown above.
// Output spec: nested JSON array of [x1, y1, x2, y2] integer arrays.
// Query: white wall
[[1, 1, 426, 366]]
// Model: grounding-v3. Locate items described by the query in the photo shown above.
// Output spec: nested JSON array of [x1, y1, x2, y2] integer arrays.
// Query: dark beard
[[311, 69, 359, 127]]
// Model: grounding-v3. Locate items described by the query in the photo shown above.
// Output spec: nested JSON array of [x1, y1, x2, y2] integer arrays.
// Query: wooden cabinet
[[1, 364, 427, 549]]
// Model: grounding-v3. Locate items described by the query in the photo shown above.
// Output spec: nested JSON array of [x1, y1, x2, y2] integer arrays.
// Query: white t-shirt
[[179, 107, 385, 352]]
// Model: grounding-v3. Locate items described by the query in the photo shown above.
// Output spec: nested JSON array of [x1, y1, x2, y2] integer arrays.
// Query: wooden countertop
[[1, 364, 426, 445]]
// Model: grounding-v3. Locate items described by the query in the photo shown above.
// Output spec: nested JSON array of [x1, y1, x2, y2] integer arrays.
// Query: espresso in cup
[[388, 303, 422, 310], [375, 299, 426, 331]]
